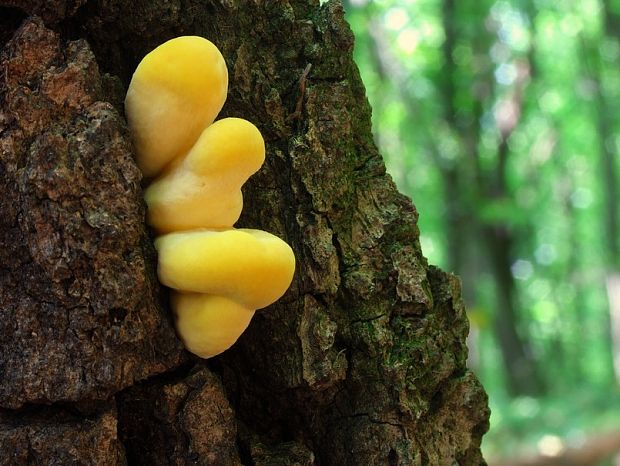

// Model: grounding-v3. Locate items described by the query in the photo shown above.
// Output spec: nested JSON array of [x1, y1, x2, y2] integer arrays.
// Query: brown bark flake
[[0, 17, 184, 409]]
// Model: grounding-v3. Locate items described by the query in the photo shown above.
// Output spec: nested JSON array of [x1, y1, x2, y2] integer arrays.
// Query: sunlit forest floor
[[345, 0, 620, 463], [484, 382, 620, 462]]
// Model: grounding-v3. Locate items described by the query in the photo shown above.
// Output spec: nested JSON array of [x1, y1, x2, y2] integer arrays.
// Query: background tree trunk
[[0, 1, 489, 465]]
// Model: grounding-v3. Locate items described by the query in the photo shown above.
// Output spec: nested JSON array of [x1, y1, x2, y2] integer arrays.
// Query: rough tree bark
[[0, 1, 489, 465]]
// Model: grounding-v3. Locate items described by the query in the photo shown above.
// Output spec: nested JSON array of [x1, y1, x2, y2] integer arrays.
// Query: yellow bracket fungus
[[125, 36, 295, 358]]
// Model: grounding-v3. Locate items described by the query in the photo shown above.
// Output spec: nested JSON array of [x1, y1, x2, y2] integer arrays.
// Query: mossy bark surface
[[0, 2, 489, 465]]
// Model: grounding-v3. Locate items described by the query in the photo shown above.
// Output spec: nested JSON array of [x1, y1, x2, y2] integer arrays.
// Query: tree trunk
[[0, 2, 489, 465], [598, 0, 620, 385]]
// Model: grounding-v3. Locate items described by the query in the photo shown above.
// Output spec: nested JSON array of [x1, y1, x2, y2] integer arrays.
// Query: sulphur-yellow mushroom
[[144, 118, 266, 233], [156, 229, 295, 309], [125, 36, 295, 359], [172, 293, 256, 359], [125, 36, 228, 178]]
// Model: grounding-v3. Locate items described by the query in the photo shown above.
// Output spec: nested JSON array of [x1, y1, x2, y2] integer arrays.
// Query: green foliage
[[345, 0, 620, 460]]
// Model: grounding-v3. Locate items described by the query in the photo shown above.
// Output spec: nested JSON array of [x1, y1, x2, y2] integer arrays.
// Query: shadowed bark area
[[0, 1, 489, 464], [117, 367, 241, 465], [0, 404, 125, 465]]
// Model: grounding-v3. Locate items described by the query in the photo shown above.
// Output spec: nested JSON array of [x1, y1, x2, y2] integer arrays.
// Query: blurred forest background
[[343, 0, 620, 462]]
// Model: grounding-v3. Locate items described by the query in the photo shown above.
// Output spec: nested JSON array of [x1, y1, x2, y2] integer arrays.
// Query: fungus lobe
[[125, 36, 295, 358]]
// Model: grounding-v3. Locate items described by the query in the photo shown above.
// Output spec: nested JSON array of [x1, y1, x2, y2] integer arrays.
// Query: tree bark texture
[[0, 2, 489, 465]]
